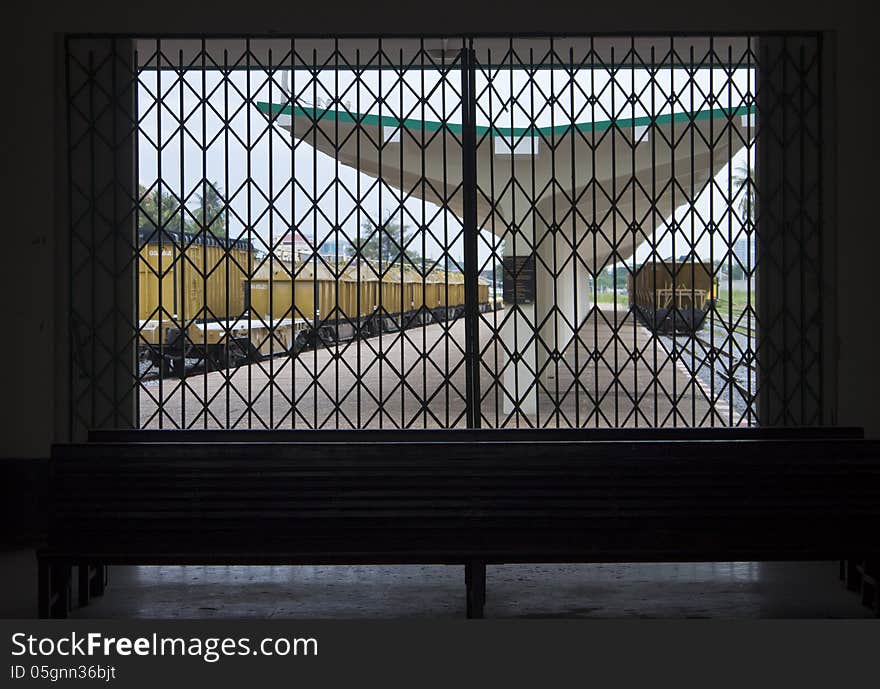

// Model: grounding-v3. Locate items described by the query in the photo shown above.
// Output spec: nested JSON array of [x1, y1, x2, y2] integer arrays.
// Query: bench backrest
[[49, 436, 880, 562]]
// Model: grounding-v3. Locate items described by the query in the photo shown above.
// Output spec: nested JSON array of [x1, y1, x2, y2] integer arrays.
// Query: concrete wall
[[1, 1, 877, 457]]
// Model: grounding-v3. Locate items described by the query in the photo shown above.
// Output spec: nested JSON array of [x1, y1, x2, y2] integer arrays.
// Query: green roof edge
[[255, 100, 754, 138]]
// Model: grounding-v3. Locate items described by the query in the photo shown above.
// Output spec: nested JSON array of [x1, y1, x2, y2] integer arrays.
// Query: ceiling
[[128, 35, 774, 69]]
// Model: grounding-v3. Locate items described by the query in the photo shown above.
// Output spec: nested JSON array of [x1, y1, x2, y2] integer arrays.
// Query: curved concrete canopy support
[[500, 223, 592, 417], [267, 102, 750, 270]]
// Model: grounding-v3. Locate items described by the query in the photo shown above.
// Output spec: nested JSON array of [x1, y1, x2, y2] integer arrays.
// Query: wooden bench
[[40, 427, 880, 618]]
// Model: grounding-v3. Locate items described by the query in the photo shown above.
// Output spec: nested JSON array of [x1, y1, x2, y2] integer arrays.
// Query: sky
[[137, 64, 756, 274]]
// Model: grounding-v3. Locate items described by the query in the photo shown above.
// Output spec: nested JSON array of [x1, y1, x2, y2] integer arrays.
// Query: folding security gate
[[65, 34, 825, 434]]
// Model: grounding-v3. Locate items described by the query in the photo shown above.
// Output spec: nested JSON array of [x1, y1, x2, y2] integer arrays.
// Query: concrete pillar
[[534, 225, 592, 389], [501, 218, 591, 418], [501, 227, 539, 417]]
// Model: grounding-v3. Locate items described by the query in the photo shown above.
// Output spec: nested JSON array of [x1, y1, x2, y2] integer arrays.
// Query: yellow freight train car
[[137, 228, 250, 323], [627, 259, 717, 334], [250, 260, 342, 321], [139, 236, 493, 378], [249, 260, 481, 323]]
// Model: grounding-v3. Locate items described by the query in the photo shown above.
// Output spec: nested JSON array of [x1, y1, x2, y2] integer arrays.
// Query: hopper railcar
[[137, 230, 494, 377], [627, 259, 718, 334], [137, 228, 257, 376]]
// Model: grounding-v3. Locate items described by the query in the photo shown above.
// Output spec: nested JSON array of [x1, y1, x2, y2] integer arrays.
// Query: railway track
[[688, 333, 756, 409]]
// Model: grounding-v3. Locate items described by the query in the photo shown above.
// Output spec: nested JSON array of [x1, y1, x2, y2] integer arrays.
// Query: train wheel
[[290, 330, 310, 355], [168, 356, 187, 378]]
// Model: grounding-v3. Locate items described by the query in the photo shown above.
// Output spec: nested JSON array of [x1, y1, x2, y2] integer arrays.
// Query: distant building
[[274, 229, 350, 262], [733, 237, 754, 268], [274, 229, 312, 262]]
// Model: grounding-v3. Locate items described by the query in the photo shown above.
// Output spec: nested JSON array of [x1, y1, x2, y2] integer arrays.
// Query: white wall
[[1, 0, 876, 455]]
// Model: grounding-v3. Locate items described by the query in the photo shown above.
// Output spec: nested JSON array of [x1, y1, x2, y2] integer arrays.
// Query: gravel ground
[[658, 324, 756, 425]]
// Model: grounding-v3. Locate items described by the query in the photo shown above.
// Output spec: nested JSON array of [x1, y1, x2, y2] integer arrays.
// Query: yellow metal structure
[[137, 234, 250, 322], [139, 235, 489, 347], [248, 258, 481, 322], [627, 261, 715, 312]]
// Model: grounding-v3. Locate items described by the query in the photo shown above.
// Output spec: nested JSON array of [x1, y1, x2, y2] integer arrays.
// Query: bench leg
[[38, 559, 51, 619], [858, 561, 879, 617], [78, 563, 108, 607], [39, 563, 71, 619], [91, 564, 108, 598], [844, 559, 862, 592], [53, 564, 72, 618], [465, 560, 486, 619], [78, 564, 90, 607]]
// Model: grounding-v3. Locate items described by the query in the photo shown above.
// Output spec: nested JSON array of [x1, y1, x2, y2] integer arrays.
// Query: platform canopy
[[258, 93, 753, 415], [259, 99, 752, 269]]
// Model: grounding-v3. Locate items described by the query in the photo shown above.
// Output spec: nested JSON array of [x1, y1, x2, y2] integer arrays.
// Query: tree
[[354, 218, 423, 271], [137, 184, 188, 234], [136, 181, 228, 240], [592, 265, 627, 292], [192, 183, 227, 239], [731, 160, 757, 225]]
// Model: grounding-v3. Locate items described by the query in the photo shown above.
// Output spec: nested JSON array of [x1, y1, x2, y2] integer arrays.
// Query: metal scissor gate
[[65, 34, 825, 434]]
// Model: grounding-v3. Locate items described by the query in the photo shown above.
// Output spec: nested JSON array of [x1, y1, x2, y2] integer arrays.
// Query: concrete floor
[[1, 550, 872, 618], [140, 306, 722, 429]]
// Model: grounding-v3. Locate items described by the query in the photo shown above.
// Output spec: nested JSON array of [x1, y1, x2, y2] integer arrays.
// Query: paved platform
[[139, 306, 724, 429]]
